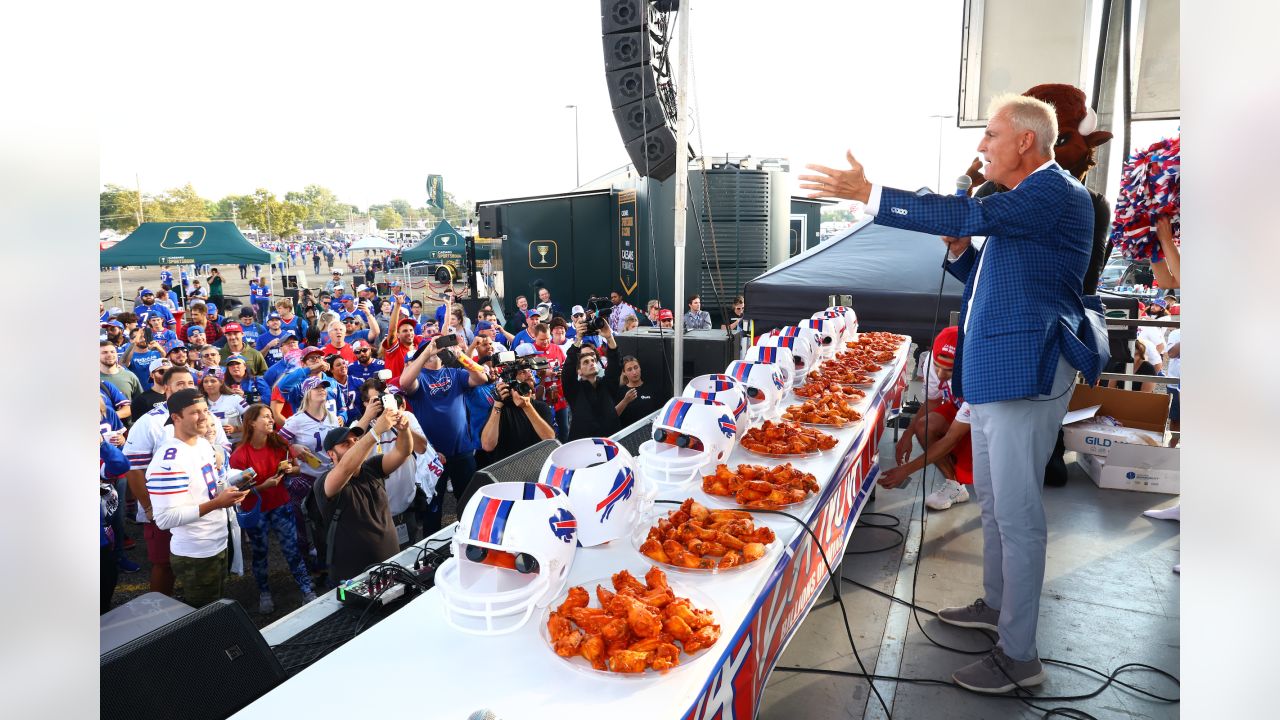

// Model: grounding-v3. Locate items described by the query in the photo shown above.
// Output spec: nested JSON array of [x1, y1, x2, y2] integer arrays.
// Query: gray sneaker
[[937, 598, 1000, 631], [952, 647, 1047, 694]]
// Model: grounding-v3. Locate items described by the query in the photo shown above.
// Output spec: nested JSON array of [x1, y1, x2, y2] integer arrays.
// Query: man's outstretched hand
[[799, 151, 872, 203]]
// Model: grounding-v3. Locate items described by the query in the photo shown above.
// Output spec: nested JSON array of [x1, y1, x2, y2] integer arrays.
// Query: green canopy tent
[[402, 220, 467, 285], [99, 221, 278, 308]]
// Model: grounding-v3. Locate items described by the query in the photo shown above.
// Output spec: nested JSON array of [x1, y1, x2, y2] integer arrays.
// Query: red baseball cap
[[222, 322, 244, 333], [350, 339, 371, 350], [397, 317, 418, 329], [658, 309, 674, 321], [932, 326, 958, 368]]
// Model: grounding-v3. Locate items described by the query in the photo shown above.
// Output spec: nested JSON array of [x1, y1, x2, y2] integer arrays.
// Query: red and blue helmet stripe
[[662, 399, 695, 428], [755, 346, 778, 363], [709, 374, 736, 391], [544, 466, 575, 494], [592, 437, 619, 461], [729, 362, 754, 382], [469, 497, 515, 545], [522, 482, 558, 500]]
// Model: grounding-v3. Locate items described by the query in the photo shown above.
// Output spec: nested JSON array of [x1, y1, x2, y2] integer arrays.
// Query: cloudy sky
[[99, 0, 1176, 210]]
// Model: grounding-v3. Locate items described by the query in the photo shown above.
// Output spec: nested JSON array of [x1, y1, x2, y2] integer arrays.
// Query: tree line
[[100, 182, 474, 237]]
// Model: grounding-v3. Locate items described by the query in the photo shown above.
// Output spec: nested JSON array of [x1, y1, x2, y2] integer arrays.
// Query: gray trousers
[[967, 356, 1075, 661]]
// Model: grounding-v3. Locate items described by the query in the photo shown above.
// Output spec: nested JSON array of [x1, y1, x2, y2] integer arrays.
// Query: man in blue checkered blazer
[[802, 94, 1094, 694]]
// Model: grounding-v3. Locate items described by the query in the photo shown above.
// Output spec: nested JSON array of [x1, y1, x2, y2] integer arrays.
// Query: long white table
[[237, 340, 909, 720]]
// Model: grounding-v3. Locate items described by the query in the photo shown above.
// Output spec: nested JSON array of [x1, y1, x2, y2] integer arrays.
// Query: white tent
[[349, 236, 396, 251]]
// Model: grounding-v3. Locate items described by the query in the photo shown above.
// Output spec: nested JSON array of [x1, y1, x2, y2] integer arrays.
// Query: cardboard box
[[1062, 384, 1171, 458], [1076, 443, 1180, 495]]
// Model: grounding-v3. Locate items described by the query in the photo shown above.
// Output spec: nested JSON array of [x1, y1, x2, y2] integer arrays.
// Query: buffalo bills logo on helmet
[[718, 415, 737, 438], [594, 468, 634, 522], [771, 371, 785, 390], [548, 508, 577, 542]]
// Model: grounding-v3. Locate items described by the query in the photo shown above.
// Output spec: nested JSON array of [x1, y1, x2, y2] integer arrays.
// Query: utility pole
[[231, 201, 238, 227], [671, 1, 691, 393], [135, 174, 144, 225]]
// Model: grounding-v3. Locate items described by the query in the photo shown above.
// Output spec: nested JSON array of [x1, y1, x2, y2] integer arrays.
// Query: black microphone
[[954, 175, 973, 196]]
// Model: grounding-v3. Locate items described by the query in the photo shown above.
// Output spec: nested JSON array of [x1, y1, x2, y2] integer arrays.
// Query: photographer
[[313, 405, 413, 583], [562, 316, 622, 440], [482, 363, 556, 464], [528, 322, 569, 441]]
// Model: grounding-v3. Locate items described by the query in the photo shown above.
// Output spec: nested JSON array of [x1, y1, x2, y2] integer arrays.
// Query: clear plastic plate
[[697, 463, 822, 510], [539, 573, 723, 679], [630, 506, 780, 575]]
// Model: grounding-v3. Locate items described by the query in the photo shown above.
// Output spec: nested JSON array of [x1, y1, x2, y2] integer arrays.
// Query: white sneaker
[[926, 479, 970, 511], [258, 592, 274, 614]]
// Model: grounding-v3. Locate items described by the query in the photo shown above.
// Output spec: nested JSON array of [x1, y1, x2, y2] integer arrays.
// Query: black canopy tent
[[743, 218, 965, 349]]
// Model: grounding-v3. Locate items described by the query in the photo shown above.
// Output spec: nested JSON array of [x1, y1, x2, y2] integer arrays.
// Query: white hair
[[988, 94, 1058, 158]]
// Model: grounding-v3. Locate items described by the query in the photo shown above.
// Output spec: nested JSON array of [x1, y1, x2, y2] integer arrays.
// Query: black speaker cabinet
[[625, 130, 679, 181], [602, 30, 651, 72], [100, 599, 286, 720], [601, 0, 645, 34], [281, 274, 299, 290], [478, 204, 502, 239]]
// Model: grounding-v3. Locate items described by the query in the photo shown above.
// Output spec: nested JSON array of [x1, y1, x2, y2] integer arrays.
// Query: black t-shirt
[[314, 455, 399, 582], [615, 381, 661, 427], [488, 399, 555, 464]]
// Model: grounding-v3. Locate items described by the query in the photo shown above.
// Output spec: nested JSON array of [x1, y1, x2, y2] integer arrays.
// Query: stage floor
[[760, 375, 1181, 720]]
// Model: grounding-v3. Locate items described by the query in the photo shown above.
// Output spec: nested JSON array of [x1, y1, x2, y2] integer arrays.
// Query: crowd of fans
[[100, 266, 722, 614]]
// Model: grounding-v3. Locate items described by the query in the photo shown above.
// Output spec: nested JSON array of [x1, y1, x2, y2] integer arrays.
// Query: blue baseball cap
[[225, 354, 247, 365], [476, 320, 493, 332], [140, 288, 155, 296], [101, 320, 124, 329]]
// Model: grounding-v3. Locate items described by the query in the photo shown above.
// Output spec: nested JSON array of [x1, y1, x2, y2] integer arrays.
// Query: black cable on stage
[[654, 499, 895, 719]]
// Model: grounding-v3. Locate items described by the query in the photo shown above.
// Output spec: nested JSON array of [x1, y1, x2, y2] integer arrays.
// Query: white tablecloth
[[237, 340, 910, 720]]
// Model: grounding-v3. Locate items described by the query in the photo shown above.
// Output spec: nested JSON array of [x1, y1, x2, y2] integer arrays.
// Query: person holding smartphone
[[229, 404, 314, 613], [398, 334, 489, 534]]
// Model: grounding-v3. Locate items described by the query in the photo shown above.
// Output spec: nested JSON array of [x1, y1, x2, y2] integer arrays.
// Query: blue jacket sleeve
[[100, 441, 130, 478], [876, 171, 1070, 240], [945, 245, 978, 283]]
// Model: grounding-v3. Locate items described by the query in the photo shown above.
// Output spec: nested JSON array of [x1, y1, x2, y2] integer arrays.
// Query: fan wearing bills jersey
[[146, 389, 249, 607], [123, 367, 231, 596], [279, 375, 343, 566]]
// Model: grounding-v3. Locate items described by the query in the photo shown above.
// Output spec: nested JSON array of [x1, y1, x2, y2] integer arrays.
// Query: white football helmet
[[801, 317, 840, 360], [725, 360, 786, 421], [826, 305, 859, 344], [637, 396, 739, 490], [683, 374, 749, 436], [757, 327, 819, 379], [538, 438, 644, 548], [435, 482, 577, 635], [812, 310, 847, 347], [742, 344, 798, 388]]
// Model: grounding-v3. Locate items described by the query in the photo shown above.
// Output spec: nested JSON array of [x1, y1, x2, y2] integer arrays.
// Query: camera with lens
[[581, 296, 612, 336], [495, 350, 548, 397]]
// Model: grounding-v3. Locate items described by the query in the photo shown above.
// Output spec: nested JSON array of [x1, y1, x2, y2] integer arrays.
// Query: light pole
[[565, 104, 580, 188], [927, 113, 954, 193]]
